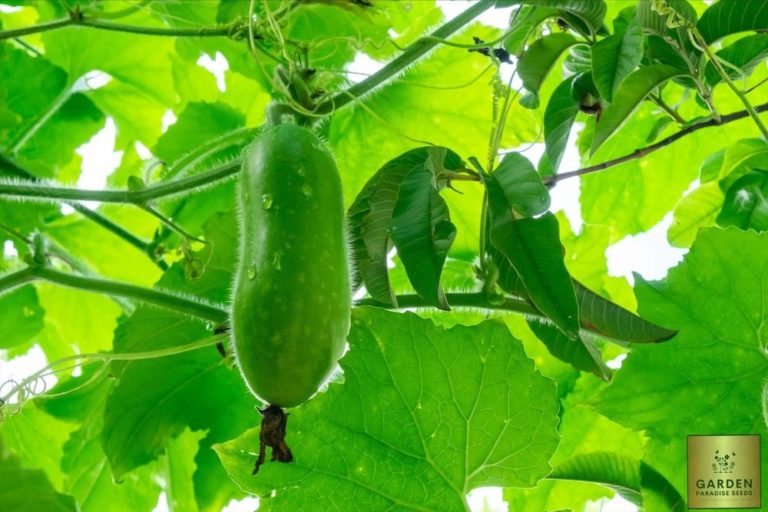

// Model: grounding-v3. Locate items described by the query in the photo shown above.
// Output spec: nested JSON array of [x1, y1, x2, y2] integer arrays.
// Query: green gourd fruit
[[231, 122, 351, 411]]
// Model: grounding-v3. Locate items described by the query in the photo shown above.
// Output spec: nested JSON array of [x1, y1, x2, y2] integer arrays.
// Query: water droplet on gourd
[[261, 194, 274, 210], [297, 166, 306, 177], [302, 184, 313, 197], [247, 265, 257, 280], [272, 251, 283, 270]]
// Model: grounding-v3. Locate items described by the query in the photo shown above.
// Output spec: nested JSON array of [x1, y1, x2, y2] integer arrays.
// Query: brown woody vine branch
[[546, 101, 768, 185]]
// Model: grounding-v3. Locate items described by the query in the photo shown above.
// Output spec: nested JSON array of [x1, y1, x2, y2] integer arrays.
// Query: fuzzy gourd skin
[[231, 123, 350, 408]]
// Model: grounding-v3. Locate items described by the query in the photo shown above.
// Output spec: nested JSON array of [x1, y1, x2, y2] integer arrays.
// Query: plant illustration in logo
[[712, 450, 736, 474]]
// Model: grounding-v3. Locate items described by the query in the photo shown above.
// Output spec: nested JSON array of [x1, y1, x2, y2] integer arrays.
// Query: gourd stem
[[356, 292, 541, 317], [0, 161, 240, 204], [0, 266, 229, 323]]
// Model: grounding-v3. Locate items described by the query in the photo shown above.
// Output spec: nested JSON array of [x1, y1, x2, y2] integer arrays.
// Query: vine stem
[[0, 266, 229, 323], [0, 154, 168, 270], [0, 160, 240, 204], [355, 293, 540, 317], [0, 12, 238, 41], [313, 1, 493, 115], [547, 101, 768, 184], [691, 28, 768, 140]]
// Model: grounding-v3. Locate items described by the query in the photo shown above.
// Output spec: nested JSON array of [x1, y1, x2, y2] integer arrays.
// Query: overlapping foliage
[[1, 1, 767, 511]]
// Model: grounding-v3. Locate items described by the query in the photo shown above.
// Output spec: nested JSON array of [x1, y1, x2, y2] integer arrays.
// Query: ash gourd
[[230, 110, 351, 473]]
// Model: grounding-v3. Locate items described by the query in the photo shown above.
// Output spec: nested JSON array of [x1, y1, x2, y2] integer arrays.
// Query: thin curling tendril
[[0, 333, 226, 423]]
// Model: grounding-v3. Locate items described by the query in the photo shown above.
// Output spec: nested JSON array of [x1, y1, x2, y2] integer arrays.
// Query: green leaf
[[487, 198, 580, 338], [717, 170, 768, 231], [594, 228, 768, 498], [328, 23, 539, 260], [704, 34, 768, 87], [0, 285, 44, 349], [574, 282, 676, 343], [636, 0, 697, 37], [102, 212, 259, 484], [591, 65, 686, 153], [504, 373, 644, 510], [390, 168, 456, 309], [550, 453, 684, 510], [60, 379, 163, 512], [544, 76, 579, 173], [347, 147, 463, 306], [154, 102, 245, 171], [518, 33, 579, 108], [700, 148, 725, 183], [164, 428, 206, 512], [0, 439, 76, 512], [215, 308, 559, 509], [497, 0, 608, 35], [668, 182, 724, 248], [1, 404, 79, 490], [698, 0, 768, 43], [493, 153, 551, 217], [502, 6, 559, 56], [528, 319, 610, 380], [717, 137, 768, 182], [591, 18, 644, 102]]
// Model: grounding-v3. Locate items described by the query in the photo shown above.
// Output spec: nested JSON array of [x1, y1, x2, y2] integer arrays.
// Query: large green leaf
[[101, 211, 259, 502], [48, 372, 164, 512], [215, 308, 559, 510], [347, 147, 463, 306], [668, 182, 724, 248], [390, 167, 456, 309], [1, 404, 78, 490], [698, 0, 768, 43], [717, 170, 768, 231], [550, 453, 684, 510], [594, 228, 768, 498], [504, 374, 644, 510], [591, 65, 686, 153], [0, 439, 76, 512], [544, 76, 579, 173], [164, 429, 207, 512], [0, 285, 44, 349], [591, 18, 644, 102], [518, 33, 579, 108]]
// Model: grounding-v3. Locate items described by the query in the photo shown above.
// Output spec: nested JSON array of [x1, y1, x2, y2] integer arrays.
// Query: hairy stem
[[548, 101, 768, 184], [0, 160, 240, 204], [0, 266, 229, 323], [314, 1, 493, 115], [356, 292, 540, 317], [0, 13, 238, 41], [0, 154, 167, 270]]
